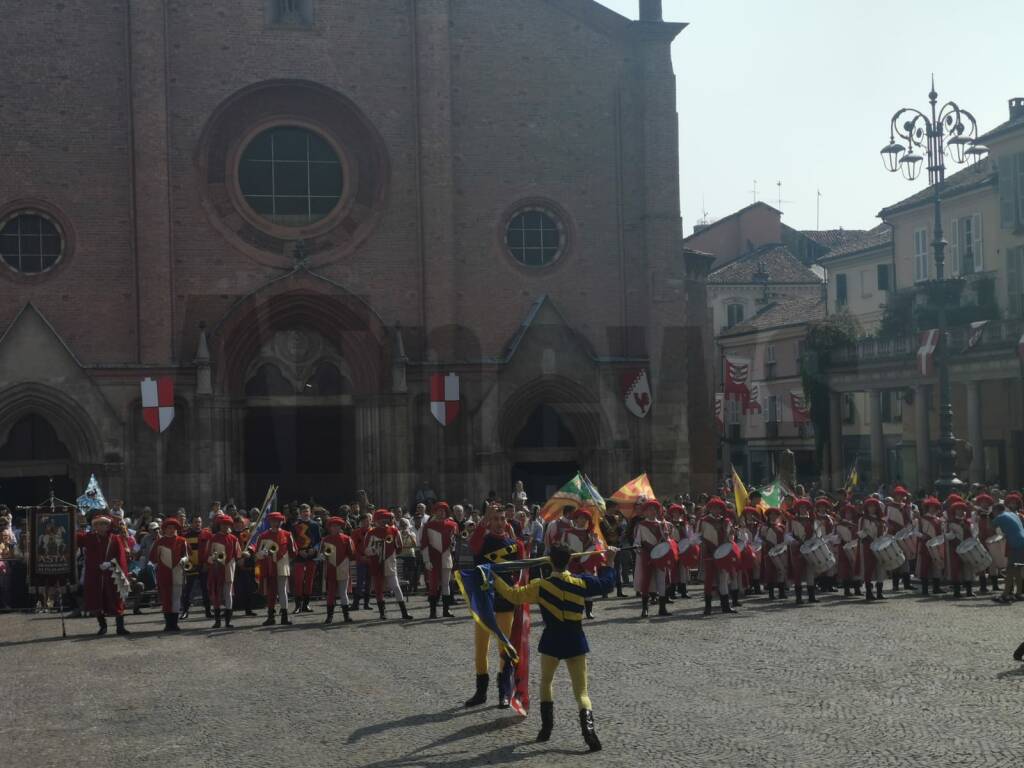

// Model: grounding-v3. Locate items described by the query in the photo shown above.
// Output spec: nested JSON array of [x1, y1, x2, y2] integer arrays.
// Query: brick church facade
[[0, 0, 713, 513]]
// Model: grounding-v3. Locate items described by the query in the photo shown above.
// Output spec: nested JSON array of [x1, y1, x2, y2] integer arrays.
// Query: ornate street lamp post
[[880, 77, 988, 498]]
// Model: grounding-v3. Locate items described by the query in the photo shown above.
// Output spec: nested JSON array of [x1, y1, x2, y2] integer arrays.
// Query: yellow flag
[[731, 465, 749, 517]]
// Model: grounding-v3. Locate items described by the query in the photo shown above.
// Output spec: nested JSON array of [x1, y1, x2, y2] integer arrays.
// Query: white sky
[[596, 0, 1023, 233]]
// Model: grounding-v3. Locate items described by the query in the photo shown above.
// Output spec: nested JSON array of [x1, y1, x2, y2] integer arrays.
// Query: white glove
[[256, 550, 267, 560], [315, 554, 325, 562], [99, 561, 112, 571], [783, 533, 796, 545], [945, 532, 956, 541]]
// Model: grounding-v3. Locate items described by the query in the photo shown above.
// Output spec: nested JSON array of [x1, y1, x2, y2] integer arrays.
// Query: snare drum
[[895, 525, 918, 561], [649, 540, 678, 569], [926, 535, 947, 572], [678, 537, 701, 569], [956, 537, 993, 573], [870, 535, 907, 574], [985, 532, 1007, 571], [741, 542, 761, 570], [714, 542, 741, 573], [799, 537, 836, 574], [768, 543, 789, 575]]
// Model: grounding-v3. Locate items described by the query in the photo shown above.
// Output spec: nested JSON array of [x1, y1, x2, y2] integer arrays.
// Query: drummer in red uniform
[[633, 500, 672, 618], [78, 514, 131, 636], [813, 498, 839, 593], [858, 498, 888, 601], [740, 506, 764, 596], [669, 504, 696, 600], [699, 497, 737, 616], [787, 498, 818, 605], [564, 506, 606, 619], [320, 516, 355, 624], [973, 493, 997, 594], [833, 503, 861, 598], [916, 496, 947, 596], [149, 516, 189, 632], [759, 507, 788, 600], [945, 497, 974, 598], [884, 495, 913, 593]]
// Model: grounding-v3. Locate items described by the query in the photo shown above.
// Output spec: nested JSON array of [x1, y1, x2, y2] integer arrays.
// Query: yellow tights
[[540, 653, 592, 710], [473, 611, 515, 674]]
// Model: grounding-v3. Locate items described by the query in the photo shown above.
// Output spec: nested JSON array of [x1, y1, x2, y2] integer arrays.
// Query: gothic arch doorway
[[241, 329, 357, 507], [509, 403, 580, 504], [0, 414, 77, 507]]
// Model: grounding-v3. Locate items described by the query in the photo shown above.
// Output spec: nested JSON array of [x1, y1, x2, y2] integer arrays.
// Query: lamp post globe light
[[879, 77, 988, 499]]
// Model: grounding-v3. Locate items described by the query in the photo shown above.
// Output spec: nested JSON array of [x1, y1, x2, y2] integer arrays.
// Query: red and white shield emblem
[[141, 377, 174, 433], [623, 368, 652, 418], [430, 372, 460, 426]]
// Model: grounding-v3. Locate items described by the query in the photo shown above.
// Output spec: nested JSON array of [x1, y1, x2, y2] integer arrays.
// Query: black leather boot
[[703, 594, 713, 616], [615, 585, 626, 598], [875, 582, 886, 600], [903, 573, 913, 590], [657, 596, 669, 616], [579, 709, 602, 752], [720, 595, 736, 614], [377, 600, 387, 620], [865, 583, 875, 601], [169, 613, 181, 632], [96, 614, 108, 636], [399, 602, 413, 621], [280, 609, 292, 625], [1014, 641, 1024, 662], [932, 578, 946, 594], [992, 574, 1000, 592], [428, 597, 438, 619], [753, 580, 762, 594], [779, 585, 788, 599], [162, 612, 173, 632], [212, 609, 222, 629], [262, 607, 276, 626], [795, 585, 804, 605], [921, 579, 930, 596], [730, 589, 741, 608], [497, 664, 512, 709], [891, 576, 901, 593], [465, 674, 489, 707], [853, 583, 862, 596], [223, 610, 233, 628], [294, 597, 302, 614], [641, 594, 649, 618], [679, 583, 690, 599], [342, 605, 352, 623], [807, 586, 817, 603], [324, 606, 335, 625], [843, 582, 852, 597], [965, 581, 974, 597], [666, 584, 676, 602], [767, 585, 776, 600], [586, 600, 595, 619], [303, 598, 313, 613], [954, 583, 962, 598], [979, 575, 989, 594], [442, 595, 455, 618], [115, 615, 130, 636], [537, 701, 554, 742], [203, 598, 212, 619]]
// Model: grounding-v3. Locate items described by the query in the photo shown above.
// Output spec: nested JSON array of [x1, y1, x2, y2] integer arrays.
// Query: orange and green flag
[[610, 473, 656, 519]]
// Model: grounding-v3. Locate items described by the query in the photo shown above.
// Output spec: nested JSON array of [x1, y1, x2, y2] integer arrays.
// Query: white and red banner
[[714, 393, 724, 431], [623, 368, 652, 418], [1018, 331, 1024, 369], [790, 390, 810, 425], [917, 329, 939, 377], [141, 377, 174, 433], [430, 372, 460, 426], [963, 320, 990, 353], [723, 355, 751, 406], [747, 382, 763, 415]]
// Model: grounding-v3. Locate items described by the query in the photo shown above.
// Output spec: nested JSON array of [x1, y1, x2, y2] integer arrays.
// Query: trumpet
[[260, 540, 279, 558], [460, 529, 469, 539], [322, 543, 336, 560], [212, 551, 226, 564], [384, 535, 394, 545]]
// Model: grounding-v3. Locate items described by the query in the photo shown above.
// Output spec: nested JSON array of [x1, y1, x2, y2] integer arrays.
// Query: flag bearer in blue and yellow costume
[[463, 505, 526, 709], [492, 543, 617, 752]]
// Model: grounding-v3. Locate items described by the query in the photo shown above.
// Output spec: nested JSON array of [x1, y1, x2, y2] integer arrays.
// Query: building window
[[877, 263, 891, 292], [860, 269, 872, 298], [998, 151, 1024, 230], [0, 211, 64, 274], [1008, 246, 1024, 317], [835, 273, 848, 307], [726, 303, 745, 328], [914, 228, 928, 282], [238, 126, 343, 228], [880, 390, 903, 423], [950, 213, 982, 275], [505, 207, 565, 267], [842, 393, 856, 424], [266, 0, 314, 27], [766, 395, 779, 423]]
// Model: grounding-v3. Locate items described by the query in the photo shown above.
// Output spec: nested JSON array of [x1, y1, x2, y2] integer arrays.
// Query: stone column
[[915, 385, 930, 489], [966, 380, 984, 483], [869, 389, 884, 485], [829, 391, 843, 490]]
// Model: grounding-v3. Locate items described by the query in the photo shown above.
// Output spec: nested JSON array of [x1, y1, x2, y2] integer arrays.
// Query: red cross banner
[[917, 329, 939, 376], [623, 368, 652, 418], [141, 376, 175, 433], [430, 372, 461, 426]]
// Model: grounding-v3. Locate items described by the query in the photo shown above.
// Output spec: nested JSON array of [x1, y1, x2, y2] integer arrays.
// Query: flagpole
[[155, 431, 164, 519]]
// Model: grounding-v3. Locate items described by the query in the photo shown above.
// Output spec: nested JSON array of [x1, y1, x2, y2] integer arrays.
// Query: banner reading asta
[[26, 507, 77, 586]]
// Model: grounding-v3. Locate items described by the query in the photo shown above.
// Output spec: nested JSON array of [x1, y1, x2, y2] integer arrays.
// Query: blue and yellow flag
[[454, 564, 518, 664]]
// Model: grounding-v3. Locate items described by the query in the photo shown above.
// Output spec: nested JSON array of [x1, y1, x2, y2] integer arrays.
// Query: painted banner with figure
[[26, 507, 77, 586]]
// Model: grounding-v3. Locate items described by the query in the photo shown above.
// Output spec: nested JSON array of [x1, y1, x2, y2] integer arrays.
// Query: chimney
[[1011, 97, 1024, 122], [639, 0, 662, 22]]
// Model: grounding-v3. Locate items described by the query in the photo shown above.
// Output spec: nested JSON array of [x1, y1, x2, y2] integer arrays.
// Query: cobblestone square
[[3, 587, 1023, 768]]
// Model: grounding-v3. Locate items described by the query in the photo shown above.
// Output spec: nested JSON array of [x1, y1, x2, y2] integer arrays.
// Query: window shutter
[[949, 218, 959, 275], [1011, 247, 1024, 317], [972, 212, 983, 271], [1000, 155, 1017, 228], [1017, 152, 1024, 225]]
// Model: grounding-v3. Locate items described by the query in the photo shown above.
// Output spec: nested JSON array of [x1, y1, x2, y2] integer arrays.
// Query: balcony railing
[[830, 317, 1024, 367]]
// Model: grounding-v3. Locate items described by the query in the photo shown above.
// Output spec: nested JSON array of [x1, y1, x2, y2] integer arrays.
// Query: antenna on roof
[[816, 188, 822, 230], [775, 180, 794, 214], [750, 180, 758, 203]]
